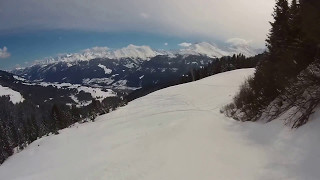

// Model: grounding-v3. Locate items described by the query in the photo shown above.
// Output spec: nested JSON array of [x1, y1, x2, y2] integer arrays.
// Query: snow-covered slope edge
[[0, 85, 24, 104], [1, 69, 318, 180]]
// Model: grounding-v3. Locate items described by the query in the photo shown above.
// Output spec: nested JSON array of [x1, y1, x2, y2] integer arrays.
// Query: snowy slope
[[2, 69, 319, 180], [0, 85, 24, 104]]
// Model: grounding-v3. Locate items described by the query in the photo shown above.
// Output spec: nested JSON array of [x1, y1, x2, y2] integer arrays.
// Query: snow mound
[[2, 69, 318, 180], [0, 85, 24, 104]]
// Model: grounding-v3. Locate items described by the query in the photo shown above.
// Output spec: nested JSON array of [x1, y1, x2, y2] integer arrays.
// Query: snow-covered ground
[[1, 69, 320, 180], [98, 64, 113, 74], [0, 85, 24, 104], [26, 82, 116, 102]]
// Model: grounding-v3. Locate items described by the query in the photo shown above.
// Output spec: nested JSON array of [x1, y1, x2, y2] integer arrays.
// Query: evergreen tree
[[267, 0, 290, 53], [300, 0, 320, 43], [0, 120, 13, 164], [26, 115, 39, 143], [50, 104, 61, 134]]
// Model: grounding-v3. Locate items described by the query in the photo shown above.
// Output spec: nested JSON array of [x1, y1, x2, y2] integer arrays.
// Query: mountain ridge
[[21, 42, 263, 69]]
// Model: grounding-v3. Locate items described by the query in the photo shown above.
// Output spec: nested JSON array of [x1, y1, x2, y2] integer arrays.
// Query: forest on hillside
[[0, 72, 127, 164]]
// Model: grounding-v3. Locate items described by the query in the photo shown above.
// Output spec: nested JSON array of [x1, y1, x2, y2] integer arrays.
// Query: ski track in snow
[[1, 69, 320, 180]]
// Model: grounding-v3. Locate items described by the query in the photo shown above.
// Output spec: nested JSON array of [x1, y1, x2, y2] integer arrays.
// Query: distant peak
[[177, 42, 229, 58], [113, 44, 160, 60]]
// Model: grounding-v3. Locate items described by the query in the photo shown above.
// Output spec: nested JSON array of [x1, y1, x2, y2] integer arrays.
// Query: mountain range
[[28, 42, 262, 66], [0, 41, 264, 109], [12, 42, 262, 91]]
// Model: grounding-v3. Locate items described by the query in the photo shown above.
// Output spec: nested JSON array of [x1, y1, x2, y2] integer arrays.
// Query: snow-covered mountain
[[13, 55, 215, 90], [225, 38, 263, 57], [1, 69, 319, 180], [32, 42, 261, 66], [177, 42, 230, 58], [10, 42, 262, 96], [112, 44, 162, 60], [35, 45, 163, 65]]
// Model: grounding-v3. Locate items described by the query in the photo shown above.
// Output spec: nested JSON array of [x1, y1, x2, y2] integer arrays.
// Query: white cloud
[[0, 46, 10, 59], [0, 0, 275, 47], [178, 42, 192, 47], [140, 12, 149, 19], [164, 42, 168, 46]]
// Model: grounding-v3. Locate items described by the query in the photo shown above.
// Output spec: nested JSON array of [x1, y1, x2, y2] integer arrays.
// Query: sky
[[0, 0, 275, 70]]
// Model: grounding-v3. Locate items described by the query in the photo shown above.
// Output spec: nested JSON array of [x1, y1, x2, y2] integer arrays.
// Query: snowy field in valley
[[1, 69, 320, 180], [0, 85, 24, 104]]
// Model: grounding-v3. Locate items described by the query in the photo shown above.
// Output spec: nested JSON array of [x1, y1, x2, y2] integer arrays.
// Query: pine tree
[[300, 0, 320, 43], [0, 120, 13, 164], [253, 0, 292, 100], [50, 104, 61, 134], [70, 105, 80, 123], [26, 115, 39, 143], [267, 0, 290, 55]]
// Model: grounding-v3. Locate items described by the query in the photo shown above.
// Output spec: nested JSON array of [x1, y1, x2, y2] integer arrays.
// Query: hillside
[[1, 69, 320, 180], [0, 70, 116, 106]]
